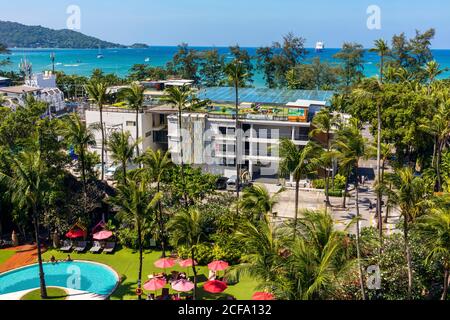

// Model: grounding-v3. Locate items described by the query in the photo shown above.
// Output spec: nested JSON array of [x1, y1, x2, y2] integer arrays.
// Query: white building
[[0, 71, 66, 116], [167, 87, 334, 180]]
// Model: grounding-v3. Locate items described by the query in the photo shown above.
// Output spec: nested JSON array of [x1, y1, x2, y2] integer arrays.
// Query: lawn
[[0, 250, 15, 265], [43, 248, 259, 300], [21, 287, 68, 300]]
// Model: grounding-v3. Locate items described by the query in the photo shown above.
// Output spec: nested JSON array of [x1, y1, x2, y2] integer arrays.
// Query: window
[[126, 121, 136, 127]]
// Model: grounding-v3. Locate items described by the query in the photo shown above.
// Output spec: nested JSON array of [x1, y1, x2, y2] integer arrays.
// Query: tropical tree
[[333, 117, 367, 299], [416, 208, 450, 300], [85, 79, 108, 180], [279, 140, 322, 237], [224, 60, 248, 212], [107, 131, 138, 185], [0, 150, 52, 299], [118, 83, 145, 159], [162, 86, 206, 206], [310, 108, 337, 206], [239, 184, 280, 221], [419, 98, 450, 192], [370, 39, 390, 83], [423, 61, 446, 85], [63, 113, 96, 196], [168, 207, 204, 300], [109, 176, 161, 300], [138, 149, 172, 257], [388, 167, 433, 298]]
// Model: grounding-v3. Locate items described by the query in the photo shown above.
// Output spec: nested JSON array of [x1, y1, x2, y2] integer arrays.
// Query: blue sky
[[1, 0, 449, 48]]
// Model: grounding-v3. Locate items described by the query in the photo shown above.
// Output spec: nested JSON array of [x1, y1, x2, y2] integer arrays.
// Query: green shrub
[[333, 174, 346, 190], [177, 243, 214, 265], [312, 179, 325, 189], [327, 190, 343, 197]]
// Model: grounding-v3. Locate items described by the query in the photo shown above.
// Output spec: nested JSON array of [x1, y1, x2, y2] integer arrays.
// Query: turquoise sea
[[2, 47, 450, 87]]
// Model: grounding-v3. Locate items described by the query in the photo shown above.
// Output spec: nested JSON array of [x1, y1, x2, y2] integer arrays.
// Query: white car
[[105, 166, 119, 181]]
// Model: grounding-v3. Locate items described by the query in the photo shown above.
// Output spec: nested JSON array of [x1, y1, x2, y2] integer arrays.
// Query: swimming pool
[[0, 261, 119, 296]]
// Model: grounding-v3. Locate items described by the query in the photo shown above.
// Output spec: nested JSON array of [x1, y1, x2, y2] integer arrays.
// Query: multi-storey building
[[167, 87, 334, 180]]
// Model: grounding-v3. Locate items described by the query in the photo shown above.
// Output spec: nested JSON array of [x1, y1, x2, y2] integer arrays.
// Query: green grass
[[0, 250, 15, 265], [43, 248, 259, 300], [21, 287, 68, 300]]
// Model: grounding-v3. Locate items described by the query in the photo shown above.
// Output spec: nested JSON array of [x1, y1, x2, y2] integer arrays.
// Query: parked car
[[216, 177, 229, 190], [105, 166, 119, 181], [226, 176, 253, 191]]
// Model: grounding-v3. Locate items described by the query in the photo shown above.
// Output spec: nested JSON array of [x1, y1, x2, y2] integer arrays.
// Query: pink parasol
[[65, 229, 85, 239], [208, 260, 229, 272], [143, 278, 166, 291], [93, 230, 113, 240], [172, 279, 195, 292], [203, 280, 228, 294], [178, 259, 198, 268], [252, 292, 275, 300], [154, 258, 176, 269]]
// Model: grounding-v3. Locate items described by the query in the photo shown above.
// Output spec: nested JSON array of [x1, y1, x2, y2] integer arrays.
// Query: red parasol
[[172, 279, 195, 292], [93, 230, 113, 240], [65, 229, 85, 239], [252, 292, 275, 300], [178, 259, 198, 268], [208, 260, 229, 272], [143, 278, 166, 291], [154, 258, 176, 269], [203, 280, 228, 294]]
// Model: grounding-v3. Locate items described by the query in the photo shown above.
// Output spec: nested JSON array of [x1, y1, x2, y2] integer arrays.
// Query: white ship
[[315, 41, 325, 52]]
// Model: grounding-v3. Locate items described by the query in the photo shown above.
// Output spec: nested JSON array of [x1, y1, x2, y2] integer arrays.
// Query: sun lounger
[[60, 240, 73, 252], [103, 242, 116, 254], [74, 241, 87, 253], [89, 241, 102, 253]]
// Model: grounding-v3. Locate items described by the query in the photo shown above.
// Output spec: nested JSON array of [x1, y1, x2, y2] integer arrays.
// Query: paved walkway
[[0, 287, 106, 300], [0, 244, 45, 273]]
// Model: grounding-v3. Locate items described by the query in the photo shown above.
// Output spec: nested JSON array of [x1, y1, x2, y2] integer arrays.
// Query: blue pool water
[[0, 261, 119, 296]]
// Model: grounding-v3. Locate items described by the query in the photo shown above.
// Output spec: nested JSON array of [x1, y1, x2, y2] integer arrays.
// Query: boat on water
[[315, 41, 325, 52], [97, 46, 104, 59]]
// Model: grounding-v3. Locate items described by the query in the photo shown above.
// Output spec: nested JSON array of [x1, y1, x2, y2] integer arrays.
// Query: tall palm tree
[[424, 61, 446, 85], [109, 176, 161, 300], [388, 167, 432, 298], [370, 39, 390, 83], [0, 150, 51, 299], [85, 79, 108, 181], [162, 86, 204, 206], [138, 149, 172, 257], [118, 83, 145, 159], [168, 207, 204, 300], [310, 108, 337, 206], [224, 60, 248, 213], [63, 113, 96, 196], [416, 208, 450, 300], [419, 101, 450, 192], [333, 117, 367, 300], [108, 131, 138, 185], [239, 184, 280, 221], [279, 140, 322, 238]]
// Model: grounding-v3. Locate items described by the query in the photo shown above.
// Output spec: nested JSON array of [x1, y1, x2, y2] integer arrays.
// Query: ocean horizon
[[2, 47, 450, 87]]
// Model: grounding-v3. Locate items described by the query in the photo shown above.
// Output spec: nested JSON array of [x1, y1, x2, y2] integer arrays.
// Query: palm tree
[[333, 117, 367, 300], [63, 113, 96, 196], [109, 176, 161, 300], [239, 184, 280, 221], [107, 131, 138, 185], [388, 167, 432, 298], [224, 60, 248, 212], [138, 149, 172, 257], [424, 61, 446, 85], [0, 150, 51, 299], [118, 83, 145, 159], [370, 39, 390, 83], [416, 208, 450, 300], [85, 79, 108, 181], [168, 207, 204, 300], [310, 108, 337, 206], [419, 101, 450, 192], [162, 86, 204, 206], [279, 140, 322, 237]]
